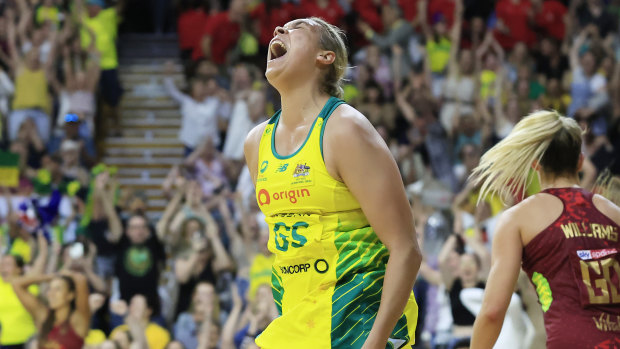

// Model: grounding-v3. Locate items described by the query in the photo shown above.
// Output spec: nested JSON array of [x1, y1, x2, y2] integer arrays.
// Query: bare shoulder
[[502, 192, 565, 243], [324, 103, 377, 137], [323, 103, 389, 180], [592, 194, 620, 225]]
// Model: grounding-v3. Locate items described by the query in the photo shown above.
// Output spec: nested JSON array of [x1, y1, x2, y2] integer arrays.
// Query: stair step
[[121, 99, 179, 109], [120, 57, 179, 65], [120, 74, 182, 84], [120, 64, 183, 75], [116, 168, 171, 177], [120, 110, 181, 119], [120, 118, 181, 127], [104, 157, 183, 166], [105, 148, 184, 157], [120, 129, 178, 138]]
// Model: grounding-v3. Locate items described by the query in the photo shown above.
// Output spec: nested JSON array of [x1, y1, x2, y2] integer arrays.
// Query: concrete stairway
[[103, 34, 185, 220]]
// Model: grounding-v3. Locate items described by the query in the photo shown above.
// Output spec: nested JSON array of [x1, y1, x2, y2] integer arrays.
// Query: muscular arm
[[324, 106, 422, 348], [471, 208, 523, 348]]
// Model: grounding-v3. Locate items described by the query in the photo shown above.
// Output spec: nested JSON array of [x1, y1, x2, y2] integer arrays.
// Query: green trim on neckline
[[270, 96, 339, 160], [319, 99, 345, 160]]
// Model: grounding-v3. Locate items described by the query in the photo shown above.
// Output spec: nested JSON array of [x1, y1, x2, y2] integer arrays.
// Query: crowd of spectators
[[1, 0, 620, 348]]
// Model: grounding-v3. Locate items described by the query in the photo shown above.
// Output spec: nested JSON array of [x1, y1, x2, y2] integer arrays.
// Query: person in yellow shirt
[[78, 0, 124, 140], [7, 11, 53, 143], [244, 17, 421, 349], [0, 233, 47, 348], [109, 294, 170, 349]]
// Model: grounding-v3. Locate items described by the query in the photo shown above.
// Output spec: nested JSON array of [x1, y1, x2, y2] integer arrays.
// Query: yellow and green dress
[[254, 97, 418, 349]]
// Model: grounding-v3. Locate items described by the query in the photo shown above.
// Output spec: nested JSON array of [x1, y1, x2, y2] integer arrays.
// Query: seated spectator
[[174, 281, 220, 349], [109, 294, 170, 349], [59, 139, 90, 186], [48, 114, 97, 168]]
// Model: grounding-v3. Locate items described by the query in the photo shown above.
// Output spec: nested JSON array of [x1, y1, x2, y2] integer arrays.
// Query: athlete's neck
[[540, 174, 580, 191], [279, 87, 330, 127]]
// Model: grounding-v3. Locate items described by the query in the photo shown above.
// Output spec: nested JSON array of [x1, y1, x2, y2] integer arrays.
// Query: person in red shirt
[[494, 0, 536, 49], [177, 3, 210, 60], [428, 0, 455, 28], [353, 0, 384, 32], [298, 0, 345, 26], [193, 0, 245, 64], [250, 0, 297, 48], [399, 0, 419, 21], [530, 0, 568, 41], [470, 110, 620, 348]]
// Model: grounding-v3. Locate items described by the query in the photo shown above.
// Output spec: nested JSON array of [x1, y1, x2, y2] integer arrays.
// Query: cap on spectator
[[64, 113, 81, 123], [86, 0, 105, 7], [60, 139, 80, 153], [432, 12, 446, 25]]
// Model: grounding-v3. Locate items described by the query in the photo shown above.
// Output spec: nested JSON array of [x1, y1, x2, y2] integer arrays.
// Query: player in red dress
[[470, 110, 620, 348]]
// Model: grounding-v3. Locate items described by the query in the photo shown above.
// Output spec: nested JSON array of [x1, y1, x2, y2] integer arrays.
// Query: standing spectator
[[574, 0, 617, 39], [78, 0, 124, 137], [195, 0, 246, 64], [163, 61, 228, 155], [250, 0, 297, 57], [494, 0, 536, 49], [568, 26, 609, 130], [114, 214, 166, 304], [177, 1, 211, 61], [298, 0, 345, 26], [530, 0, 568, 41], [7, 9, 54, 143], [222, 65, 266, 176], [0, 234, 47, 348], [12, 270, 91, 348]]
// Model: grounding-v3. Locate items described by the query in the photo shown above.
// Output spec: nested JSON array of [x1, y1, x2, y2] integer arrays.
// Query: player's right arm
[[244, 121, 268, 186], [471, 207, 523, 349]]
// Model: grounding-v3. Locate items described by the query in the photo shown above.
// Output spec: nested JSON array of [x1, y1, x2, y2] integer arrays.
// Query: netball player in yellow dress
[[244, 18, 421, 349]]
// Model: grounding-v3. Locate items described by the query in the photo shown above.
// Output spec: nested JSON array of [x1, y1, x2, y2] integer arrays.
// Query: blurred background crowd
[[0, 0, 619, 348]]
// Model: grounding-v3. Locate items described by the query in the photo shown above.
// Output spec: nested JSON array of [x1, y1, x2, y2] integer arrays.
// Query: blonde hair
[[471, 110, 582, 203], [594, 170, 620, 206], [309, 17, 348, 98]]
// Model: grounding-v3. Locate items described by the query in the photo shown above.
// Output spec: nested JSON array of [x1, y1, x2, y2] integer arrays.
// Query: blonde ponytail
[[471, 110, 582, 204], [593, 170, 620, 206]]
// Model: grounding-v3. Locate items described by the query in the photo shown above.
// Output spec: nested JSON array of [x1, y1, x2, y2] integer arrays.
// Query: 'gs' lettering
[[257, 188, 311, 206], [280, 263, 311, 274], [274, 221, 309, 252], [579, 257, 620, 305]]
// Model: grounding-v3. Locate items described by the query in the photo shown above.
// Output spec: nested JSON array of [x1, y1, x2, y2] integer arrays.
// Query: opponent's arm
[[324, 106, 421, 348], [471, 208, 523, 348]]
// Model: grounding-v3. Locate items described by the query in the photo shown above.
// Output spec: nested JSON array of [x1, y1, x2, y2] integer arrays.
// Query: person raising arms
[[470, 110, 620, 348], [244, 17, 421, 349], [12, 270, 90, 349]]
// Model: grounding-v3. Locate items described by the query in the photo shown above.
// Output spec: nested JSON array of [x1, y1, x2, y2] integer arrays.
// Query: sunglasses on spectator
[[65, 113, 80, 123]]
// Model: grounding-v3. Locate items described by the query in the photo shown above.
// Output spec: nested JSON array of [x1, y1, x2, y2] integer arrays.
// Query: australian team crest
[[293, 163, 310, 177]]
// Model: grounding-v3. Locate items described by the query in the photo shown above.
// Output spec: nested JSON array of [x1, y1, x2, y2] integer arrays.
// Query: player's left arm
[[324, 105, 422, 348], [471, 208, 523, 349]]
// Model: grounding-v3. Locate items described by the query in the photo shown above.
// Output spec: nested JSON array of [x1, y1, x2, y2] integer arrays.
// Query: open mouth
[[269, 40, 288, 61]]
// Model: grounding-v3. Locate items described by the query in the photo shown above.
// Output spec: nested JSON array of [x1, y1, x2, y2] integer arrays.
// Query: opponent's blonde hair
[[309, 17, 348, 98], [594, 170, 620, 206], [471, 110, 582, 203]]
